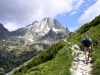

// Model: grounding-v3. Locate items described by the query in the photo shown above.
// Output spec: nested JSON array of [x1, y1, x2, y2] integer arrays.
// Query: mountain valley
[[0, 17, 70, 74]]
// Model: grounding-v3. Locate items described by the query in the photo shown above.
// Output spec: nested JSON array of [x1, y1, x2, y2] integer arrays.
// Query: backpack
[[83, 38, 91, 47]]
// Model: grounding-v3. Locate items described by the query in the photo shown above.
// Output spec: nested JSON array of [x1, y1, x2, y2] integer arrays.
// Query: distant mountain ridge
[[0, 17, 70, 44], [0, 23, 10, 39], [10, 17, 70, 44]]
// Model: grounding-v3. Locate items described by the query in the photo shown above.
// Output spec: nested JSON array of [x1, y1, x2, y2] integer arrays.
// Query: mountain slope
[[10, 40, 72, 75], [69, 15, 100, 75], [0, 17, 70, 74], [0, 23, 10, 39], [0, 38, 45, 73], [10, 15, 100, 75]]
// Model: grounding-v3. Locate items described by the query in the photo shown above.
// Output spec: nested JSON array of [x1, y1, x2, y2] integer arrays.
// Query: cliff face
[[11, 17, 70, 44], [0, 23, 10, 39]]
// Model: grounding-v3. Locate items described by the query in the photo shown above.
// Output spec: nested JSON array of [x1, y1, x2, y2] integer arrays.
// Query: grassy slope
[[0, 38, 48, 73], [12, 40, 73, 75], [24, 42, 72, 75], [69, 15, 100, 75]]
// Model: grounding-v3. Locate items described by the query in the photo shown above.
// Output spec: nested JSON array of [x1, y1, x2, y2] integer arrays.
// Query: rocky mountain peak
[[10, 17, 70, 44], [0, 23, 10, 39], [32, 21, 39, 25], [0, 23, 8, 31], [0, 23, 3, 27]]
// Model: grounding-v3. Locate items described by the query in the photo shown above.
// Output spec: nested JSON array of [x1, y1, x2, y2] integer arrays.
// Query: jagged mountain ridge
[[0, 23, 10, 39], [11, 17, 70, 44], [39, 29, 67, 41]]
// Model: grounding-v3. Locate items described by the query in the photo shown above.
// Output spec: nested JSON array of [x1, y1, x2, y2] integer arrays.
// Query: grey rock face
[[11, 18, 70, 44], [11, 28, 28, 36], [10, 17, 70, 44], [0, 23, 10, 39]]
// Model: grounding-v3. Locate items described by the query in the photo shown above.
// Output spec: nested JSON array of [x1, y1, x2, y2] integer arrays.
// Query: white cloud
[[72, 0, 84, 10], [4, 22, 20, 31], [78, 0, 100, 25], [68, 26, 79, 32], [0, 0, 84, 31], [70, 11, 77, 15]]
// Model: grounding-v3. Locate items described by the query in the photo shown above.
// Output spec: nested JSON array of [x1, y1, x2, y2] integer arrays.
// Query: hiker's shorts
[[84, 47, 91, 54]]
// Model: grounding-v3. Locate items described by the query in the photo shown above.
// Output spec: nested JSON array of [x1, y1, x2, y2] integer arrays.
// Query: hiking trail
[[70, 44, 93, 75]]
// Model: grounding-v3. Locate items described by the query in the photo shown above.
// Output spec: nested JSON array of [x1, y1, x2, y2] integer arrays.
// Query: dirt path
[[70, 44, 93, 75]]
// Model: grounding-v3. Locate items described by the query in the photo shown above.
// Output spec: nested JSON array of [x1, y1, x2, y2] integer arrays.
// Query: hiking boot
[[86, 60, 88, 64], [88, 57, 89, 61]]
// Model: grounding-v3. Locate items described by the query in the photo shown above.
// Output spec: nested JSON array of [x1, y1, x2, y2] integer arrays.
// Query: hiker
[[81, 35, 93, 64]]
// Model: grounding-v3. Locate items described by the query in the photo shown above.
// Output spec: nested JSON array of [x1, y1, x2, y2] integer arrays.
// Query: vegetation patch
[[13, 40, 71, 75]]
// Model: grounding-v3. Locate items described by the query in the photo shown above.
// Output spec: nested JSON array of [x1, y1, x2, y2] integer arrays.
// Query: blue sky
[[56, 0, 98, 31], [56, 12, 82, 31], [0, 0, 100, 32]]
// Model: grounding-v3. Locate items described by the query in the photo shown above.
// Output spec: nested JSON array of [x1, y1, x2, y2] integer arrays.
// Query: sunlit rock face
[[11, 17, 70, 44]]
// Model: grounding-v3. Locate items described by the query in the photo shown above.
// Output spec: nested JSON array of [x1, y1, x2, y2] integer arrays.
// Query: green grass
[[12, 41, 73, 75], [24, 43, 72, 75], [68, 15, 100, 75]]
